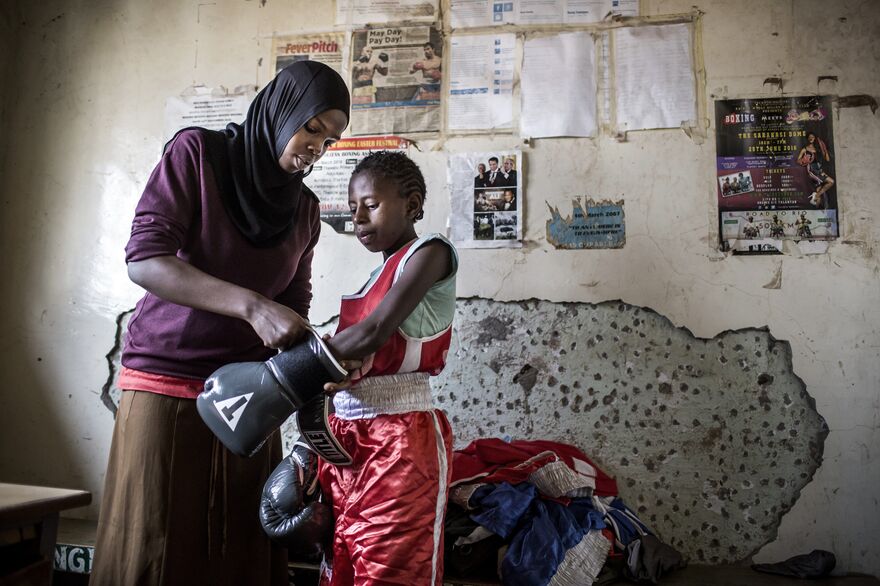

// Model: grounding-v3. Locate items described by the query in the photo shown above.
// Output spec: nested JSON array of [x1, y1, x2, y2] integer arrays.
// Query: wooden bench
[[0, 483, 91, 586]]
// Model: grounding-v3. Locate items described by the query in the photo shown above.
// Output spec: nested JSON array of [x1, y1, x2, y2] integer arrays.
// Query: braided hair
[[352, 151, 427, 222]]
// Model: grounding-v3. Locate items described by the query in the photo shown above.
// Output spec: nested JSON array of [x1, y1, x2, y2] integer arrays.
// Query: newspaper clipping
[[271, 33, 345, 76], [449, 151, 523, 249], [350, 26, 443, 135], [305, 136, 409, 233], [447, 33, 515, 131], [336, 0, 439, 26], [163, 86, 253, 144], [450, 0, 637, 28], [715, 96, 838, 254]]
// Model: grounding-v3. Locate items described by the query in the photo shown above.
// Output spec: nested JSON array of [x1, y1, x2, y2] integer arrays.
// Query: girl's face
[[277, 109, 348, 174], [348, 173, 421, 258]]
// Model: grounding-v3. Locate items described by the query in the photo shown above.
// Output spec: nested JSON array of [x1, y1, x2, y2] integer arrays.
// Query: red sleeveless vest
[[336, 239, 452, 381]]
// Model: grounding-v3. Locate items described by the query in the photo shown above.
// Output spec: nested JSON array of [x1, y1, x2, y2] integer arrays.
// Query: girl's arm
[[326, 240, 453, 361], [128, 255, 310, 350]]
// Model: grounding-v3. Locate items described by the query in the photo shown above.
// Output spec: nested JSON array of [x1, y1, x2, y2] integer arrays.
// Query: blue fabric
[[566, 498, 607, 534], [603, 497, 652, 547], [470, 482, 536, 539], [502, 500, 565, 586], [500, 498, 608, 586]]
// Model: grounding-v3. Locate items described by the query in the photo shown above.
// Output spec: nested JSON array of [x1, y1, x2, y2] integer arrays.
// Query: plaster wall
[[0, 4, 19, 175], [0, 0, 877, 576]]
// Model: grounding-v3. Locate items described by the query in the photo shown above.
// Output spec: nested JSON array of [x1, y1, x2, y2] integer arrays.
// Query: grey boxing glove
[[260, 441, 333, 559], [196, 328, 347, 457]]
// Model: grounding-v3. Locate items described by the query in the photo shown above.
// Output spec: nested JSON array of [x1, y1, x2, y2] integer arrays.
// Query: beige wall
[[0, 0, 877, 575]]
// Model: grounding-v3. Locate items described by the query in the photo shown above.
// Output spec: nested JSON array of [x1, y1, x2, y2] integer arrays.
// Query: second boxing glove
[[196, 328, 347, 457], [260, 441, 333, 560]]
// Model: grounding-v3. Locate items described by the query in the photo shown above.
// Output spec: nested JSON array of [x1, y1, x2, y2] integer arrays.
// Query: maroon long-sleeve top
[[121, 129, 320, 379]]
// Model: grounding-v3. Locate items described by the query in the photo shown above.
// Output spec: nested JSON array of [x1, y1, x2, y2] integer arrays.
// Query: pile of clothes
[[444, 438, 685, 585]]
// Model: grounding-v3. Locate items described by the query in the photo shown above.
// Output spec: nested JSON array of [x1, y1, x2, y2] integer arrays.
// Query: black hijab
[[219, 61, 350, 247]]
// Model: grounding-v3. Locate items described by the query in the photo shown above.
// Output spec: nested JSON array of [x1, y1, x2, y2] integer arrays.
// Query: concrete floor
[[57, 561, 880, 585], [56, 518, 880, 586], [440, 565, 880, 586], [655, 565, 879, 586]]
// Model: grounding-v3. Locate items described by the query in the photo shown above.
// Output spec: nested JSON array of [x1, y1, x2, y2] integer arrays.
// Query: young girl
[[319, 150, 458, 585], [91, 61, 350, 586]]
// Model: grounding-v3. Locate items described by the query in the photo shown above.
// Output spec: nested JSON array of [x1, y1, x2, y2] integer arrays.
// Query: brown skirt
[[91, 390, 288, 586]]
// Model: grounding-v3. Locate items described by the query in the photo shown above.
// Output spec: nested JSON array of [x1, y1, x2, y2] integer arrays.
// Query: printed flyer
[[715, 96, 838, 253], [305, 136, 409, 233]]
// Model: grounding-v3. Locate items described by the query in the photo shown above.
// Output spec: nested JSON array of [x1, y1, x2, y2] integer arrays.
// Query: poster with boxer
[[715, 96, 838, 253], [349, 26, 443, 135], [448, 151, 523, 249]]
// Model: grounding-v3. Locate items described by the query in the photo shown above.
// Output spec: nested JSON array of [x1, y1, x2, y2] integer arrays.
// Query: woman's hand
[[246, 298, 311, 350], [127, 255, 316, 351]]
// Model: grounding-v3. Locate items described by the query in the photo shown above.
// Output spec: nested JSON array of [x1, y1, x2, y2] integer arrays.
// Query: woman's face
[[807, 133, 816, 144], [278, 109, 348, 174], [478, 164, 486, 173]]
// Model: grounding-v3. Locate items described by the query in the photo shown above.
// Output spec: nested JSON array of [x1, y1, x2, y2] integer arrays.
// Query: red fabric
[[451, 438, 618, 497], [318, 410, 453, 585], [337, 239, 451, 381], [116, 366, 204, 399]]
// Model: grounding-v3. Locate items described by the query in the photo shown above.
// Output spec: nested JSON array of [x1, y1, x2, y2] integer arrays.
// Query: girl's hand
[[323, 377, 352, 396], [247, 298, 310, 350], [321, 333, 362, 394]]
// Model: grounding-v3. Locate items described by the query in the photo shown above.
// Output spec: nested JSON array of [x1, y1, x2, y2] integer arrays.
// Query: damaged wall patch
[[547, 198, 626, 249], [433, 298, 827, 564]]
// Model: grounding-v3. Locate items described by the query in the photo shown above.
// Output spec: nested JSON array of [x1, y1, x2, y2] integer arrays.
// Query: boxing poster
[[448, 151, 523, 249], [715, 96, 838, 253], [304, 135, 409, 233], [349, 26, 443, 135]]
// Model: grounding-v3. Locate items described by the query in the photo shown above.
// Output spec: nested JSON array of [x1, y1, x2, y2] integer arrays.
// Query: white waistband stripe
[[332, 372, 433, 420]]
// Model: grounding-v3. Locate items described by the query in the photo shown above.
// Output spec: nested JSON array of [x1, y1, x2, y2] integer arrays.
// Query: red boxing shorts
[[318, 373, 453, 586]]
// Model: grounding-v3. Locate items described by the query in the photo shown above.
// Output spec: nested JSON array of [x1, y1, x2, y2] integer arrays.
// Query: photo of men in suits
[[501, 157, 517, 187], [484, 156, 504, 188]]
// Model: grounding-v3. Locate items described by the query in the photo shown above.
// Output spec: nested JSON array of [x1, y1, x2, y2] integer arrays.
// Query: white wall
[[0, 0, 877, 576]]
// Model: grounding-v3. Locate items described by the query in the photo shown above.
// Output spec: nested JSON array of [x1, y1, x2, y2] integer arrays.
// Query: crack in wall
[[100, 308, 133, 416]]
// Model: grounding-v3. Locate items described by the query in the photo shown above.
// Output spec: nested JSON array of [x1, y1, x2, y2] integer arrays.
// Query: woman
[[797, 132, 834, 207], [90, 61, 350, 586], [474, 162, 487, 188]]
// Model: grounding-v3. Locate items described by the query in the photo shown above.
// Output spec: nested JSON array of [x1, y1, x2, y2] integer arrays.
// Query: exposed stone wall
[[432, 298, 827, 564]]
